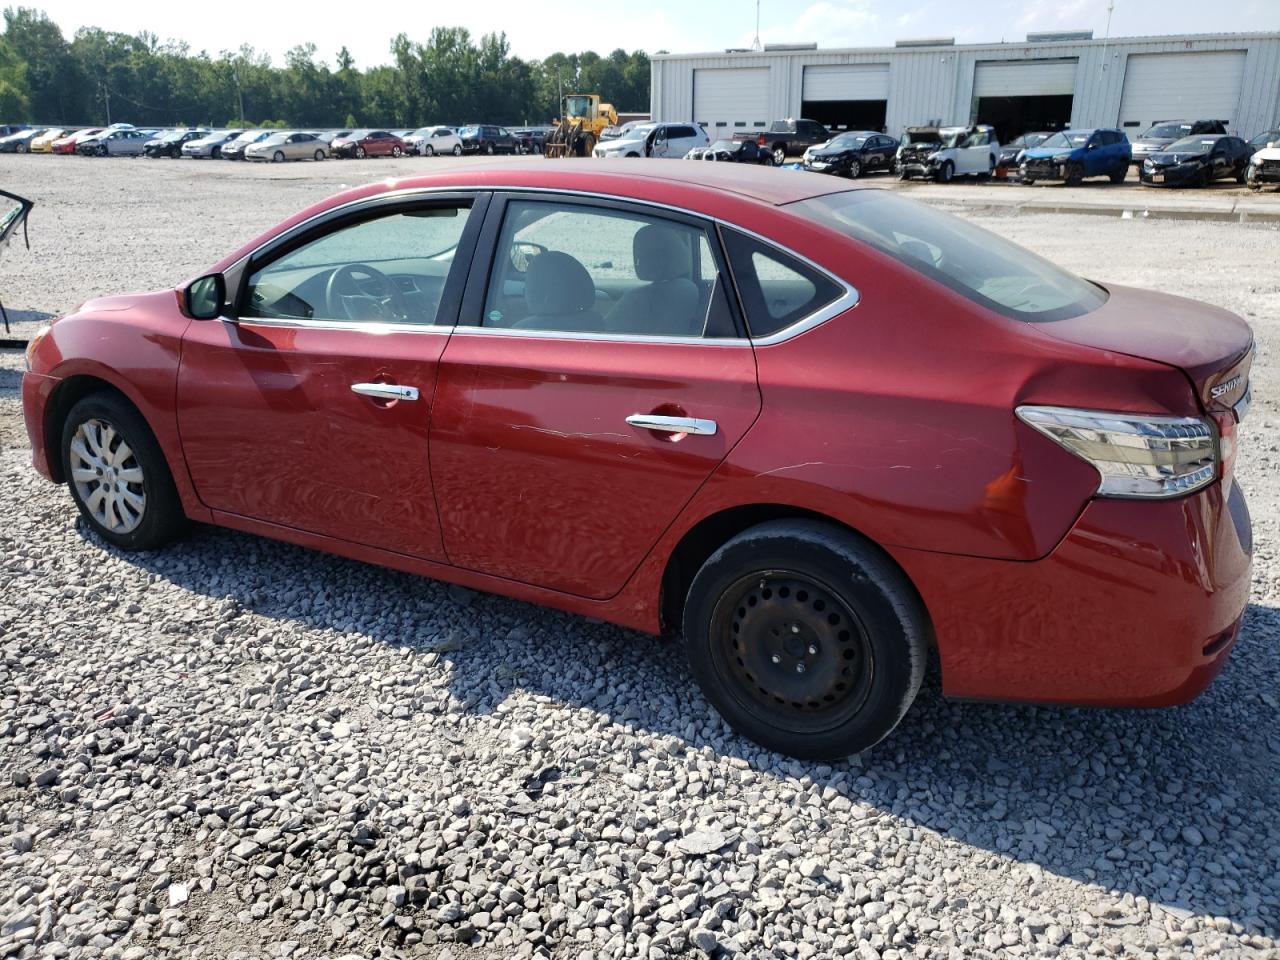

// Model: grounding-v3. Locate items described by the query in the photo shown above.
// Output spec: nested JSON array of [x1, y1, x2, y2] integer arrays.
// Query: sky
[[23, 0, 1280, 67]]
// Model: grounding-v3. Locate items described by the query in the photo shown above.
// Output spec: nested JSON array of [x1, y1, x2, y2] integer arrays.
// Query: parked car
[[29, 128, 66, 153], [312, 130, 351, 145], [79, 128, 151, 157], [0, 123, 29, 138], [513, 127, 552, 154], [736, 118, 831, 166], [457, 125, 518, 155], [20, 165, 1254, 760], [1249, 129, 1280, 150], [1139, 134, 1253, 187], [802, 131, 899, 178], [593, 123, 708, 159], [221, 130, 271, 160], [997, 131, 1050, 168], [406, 126, 462, 156], [1246, 139, 1280, 190], [144, 128, 209, 158], [0, 127, 47, 154], [244, 131, 329, 163], [182, 129, 244, 159], [52, 128, 103, 155], [687, 138, 773, 164], [1129, 119, 1227, 168], [600, 120, 648, 142], [331, 130, 409, 159], [1019, 128, 1131, 185], [897, 125, 999, 182]]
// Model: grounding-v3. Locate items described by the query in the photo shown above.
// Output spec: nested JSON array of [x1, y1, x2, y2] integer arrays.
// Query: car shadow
[[98, 519, 1279, 935]]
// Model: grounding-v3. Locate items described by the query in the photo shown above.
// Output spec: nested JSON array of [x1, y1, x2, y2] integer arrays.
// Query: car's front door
[[176, 193, 487, 560], [430, 194, 761, 599], [650, 126, 674, 158]]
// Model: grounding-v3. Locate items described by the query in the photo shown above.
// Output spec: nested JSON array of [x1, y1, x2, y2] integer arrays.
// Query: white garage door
[[1118, 51, 1246, 130], [693, 68, 770, 133], [802, 64, 890, 101], [972, 59, 1078, 97]]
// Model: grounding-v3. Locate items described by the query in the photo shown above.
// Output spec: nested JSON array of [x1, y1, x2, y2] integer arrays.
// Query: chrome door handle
[[625, 414, 718, 436], [351, 382, 419, 401]]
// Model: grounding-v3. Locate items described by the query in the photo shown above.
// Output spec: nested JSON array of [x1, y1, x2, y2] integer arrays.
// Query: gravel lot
[[1, 155, 1279, 960]]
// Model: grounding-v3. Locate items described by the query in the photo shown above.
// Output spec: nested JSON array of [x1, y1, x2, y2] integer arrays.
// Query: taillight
[[757, 135, 767, 146], [1212, 411, 1237, 484], [1016, 405, 1218, 499]]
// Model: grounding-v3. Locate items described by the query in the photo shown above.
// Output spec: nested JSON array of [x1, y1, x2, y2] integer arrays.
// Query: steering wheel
[[324, 263, 411, 323]]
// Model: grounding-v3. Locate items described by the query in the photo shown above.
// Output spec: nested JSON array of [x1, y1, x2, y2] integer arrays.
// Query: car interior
[[240, 208, 469, 325], [481, 202, 733, 337]]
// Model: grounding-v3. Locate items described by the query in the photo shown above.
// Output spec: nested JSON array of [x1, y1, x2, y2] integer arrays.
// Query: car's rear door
[[429, 192, 761, 599], [176, 192, 488, 560]]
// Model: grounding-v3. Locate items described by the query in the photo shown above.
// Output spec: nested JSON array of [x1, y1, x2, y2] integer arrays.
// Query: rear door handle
[[352, 382, 419, 401], [625, 414, 717, 436]]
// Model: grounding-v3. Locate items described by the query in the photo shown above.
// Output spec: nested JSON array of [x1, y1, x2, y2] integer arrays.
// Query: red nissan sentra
[[21, 162, 1254, 759]]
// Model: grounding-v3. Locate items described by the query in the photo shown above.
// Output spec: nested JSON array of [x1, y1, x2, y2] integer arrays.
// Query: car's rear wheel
[[772, 145, 786, 166], [16, 142, 27, 154], [61, 393, 186, 552], [452, 144, 462, 156], [847, 158, 862, 179], [683, 519, 928, 759]]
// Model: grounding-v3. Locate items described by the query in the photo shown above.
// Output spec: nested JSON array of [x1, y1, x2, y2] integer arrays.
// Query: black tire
[[485, 143, 495, 155], [1023, 178, 1036, 186], [16, 142, 27, 154], [1199, 167, 1212, 188], [356, 146, 366, 159], [272, 150, 285, 163], [772, 145, 786, 166], [848, 158, 862, 179], [683, 519, 928, 760], [314, 149, 325, 161], [1065, 163, 1083, 186], [60, 393, 186, 552], [936, 160, 954, 183], [392, 145, 402, 157], [1236, 167, 1247, 185], [452, 144, 461, 156], [211, 146, 221, 159], [424, 144, 434, 156], [1109, 166, 1126, 184]]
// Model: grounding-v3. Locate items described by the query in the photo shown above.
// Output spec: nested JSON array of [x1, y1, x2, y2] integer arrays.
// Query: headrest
[[524, 251, 595, 316], [633, 224, 689, 282]]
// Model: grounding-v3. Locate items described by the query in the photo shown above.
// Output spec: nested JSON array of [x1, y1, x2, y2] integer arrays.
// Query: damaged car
[[803, 131, 898, 178], [896, 125, 999, 182], [1245, 134, 1280, 191], [1139, 134, 1253, 187], [1019, 128, 1130, 185]]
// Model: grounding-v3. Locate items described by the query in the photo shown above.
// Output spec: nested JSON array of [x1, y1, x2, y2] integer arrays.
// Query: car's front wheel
[[683, 520, 928, 760], [356, 146, 366, 159], [847, 158, 862, 179], [485, 143, 495, 155], [60, 393, 186, 551], [452, 144, 462, 156], [392, 145, 402, 157], [424, 144, 434, 156], [314, 149, 325, 161], [772, 145, 786, 166], [272, 150, 285, 163], [935, 160, 954, 183]]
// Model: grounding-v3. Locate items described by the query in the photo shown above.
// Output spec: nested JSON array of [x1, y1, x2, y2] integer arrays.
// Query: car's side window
[[722, 229, 844, 338], [241, 203, 474, 326], [481, 199, 736, 338]]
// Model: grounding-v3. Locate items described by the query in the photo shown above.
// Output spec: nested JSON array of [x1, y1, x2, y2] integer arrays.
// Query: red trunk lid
[[1036, 283, 1254, 415]]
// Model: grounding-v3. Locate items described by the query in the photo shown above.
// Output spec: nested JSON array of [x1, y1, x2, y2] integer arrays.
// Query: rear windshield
[[791, 190, 1107, 323], [1144, 123, 1192, 139], [1040, 131, 1090, 148]]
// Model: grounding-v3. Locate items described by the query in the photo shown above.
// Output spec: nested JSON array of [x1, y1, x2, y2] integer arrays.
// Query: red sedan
[[21, 163, 1254, 759], [330, 129, 409, 159], [51, 127, 103, 154]]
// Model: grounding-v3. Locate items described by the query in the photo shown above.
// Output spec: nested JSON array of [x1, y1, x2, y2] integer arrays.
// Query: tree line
[[0, 7, 651, 128]]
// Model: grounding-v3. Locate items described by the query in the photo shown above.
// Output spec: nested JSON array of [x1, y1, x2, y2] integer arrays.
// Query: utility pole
[[1099, 0, 1115, 80], [752, 0, 762, 52], [101, 81, 111, 125], [233, 66, 245, 123]]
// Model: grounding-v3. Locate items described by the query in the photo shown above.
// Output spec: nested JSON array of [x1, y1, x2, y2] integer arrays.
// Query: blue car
[[1019, 128, 1131, 185]]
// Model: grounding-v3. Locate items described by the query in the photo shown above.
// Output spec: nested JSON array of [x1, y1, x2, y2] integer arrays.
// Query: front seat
[[605, 224, 701, 336], [513, 251, 599, 332]]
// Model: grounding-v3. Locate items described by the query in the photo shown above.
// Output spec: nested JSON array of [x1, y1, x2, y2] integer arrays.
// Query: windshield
[[161, 131, 188, 142], [1165, 136, 1216, 154], [1143, 123, 1193, 140], [563, 95, 593, 117], [261, 134, 288, 144], [1250, 130, 1279, 147], [903, 130, 938, 145], [620, 124, 656, 140], [831, 134, 868, 148], [1012, 133, 1048, 149], [1039, 132, 1090, 149], [792, 190, 1107, 323], [709, 139, 738, 151]]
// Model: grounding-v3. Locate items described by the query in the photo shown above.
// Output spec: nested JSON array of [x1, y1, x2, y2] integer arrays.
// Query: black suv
[[459, 124, 517, 155]]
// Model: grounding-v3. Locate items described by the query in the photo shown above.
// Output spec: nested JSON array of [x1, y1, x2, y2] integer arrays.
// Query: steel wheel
[[711, 571, 874, 734], [68, 418, 146, 534]]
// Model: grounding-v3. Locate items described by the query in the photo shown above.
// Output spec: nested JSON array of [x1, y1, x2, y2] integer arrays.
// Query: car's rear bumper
[[21, 371, 59, 481], [894, 481, 1253, 706]]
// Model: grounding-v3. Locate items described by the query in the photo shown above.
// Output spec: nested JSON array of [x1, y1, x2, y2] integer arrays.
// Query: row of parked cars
[[0, 123, 556, 162], [587, 116, 1280, 191]]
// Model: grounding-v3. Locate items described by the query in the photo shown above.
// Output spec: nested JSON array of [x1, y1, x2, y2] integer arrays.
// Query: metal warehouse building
[[649, 31, 1280, 144]]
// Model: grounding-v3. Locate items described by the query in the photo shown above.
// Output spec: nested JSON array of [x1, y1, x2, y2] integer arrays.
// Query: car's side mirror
[[183, 273, 225, 320]]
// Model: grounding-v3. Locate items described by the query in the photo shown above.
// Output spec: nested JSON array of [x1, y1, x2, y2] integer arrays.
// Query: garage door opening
[[975, 94, 1073, 144], [801, 99, 888, 134]]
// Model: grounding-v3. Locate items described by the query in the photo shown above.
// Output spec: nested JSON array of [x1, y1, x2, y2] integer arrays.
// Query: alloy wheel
[[68, 418, 146, 534], [711, 571, 874, 734]]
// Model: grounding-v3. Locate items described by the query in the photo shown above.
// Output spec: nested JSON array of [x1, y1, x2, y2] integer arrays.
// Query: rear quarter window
[[722, 230, 844, 338]]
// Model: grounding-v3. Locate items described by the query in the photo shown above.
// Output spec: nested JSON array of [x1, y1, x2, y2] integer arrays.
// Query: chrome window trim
[[220, 315, 450, 335], [451, 326, 748, 347], [224, 183, 861, 346]]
